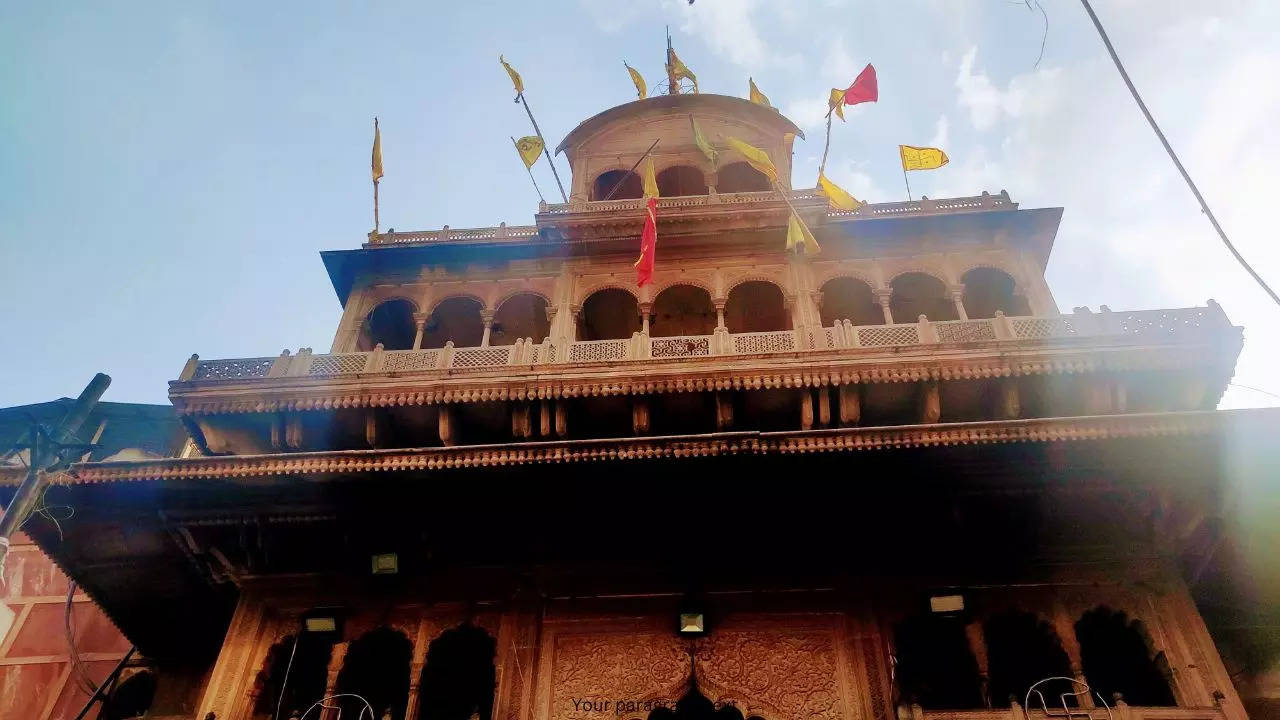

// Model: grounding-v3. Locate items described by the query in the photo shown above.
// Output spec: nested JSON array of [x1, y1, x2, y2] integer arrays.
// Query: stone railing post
[[713, 326, 731, 355], [480, 309, 495, 347], [993, 311, 1015, 339], [411, 312, 428, 350], [919, 196, 937, 213], [365, 343, 385, 373], [875, 289, 894, 325], [538, 337, 553, 364], [439, 341, 456, 368], [830, 321, 846, 348], [918, 315, 938, 343], [288, 348, 313, 377], [267, 350, 293, 378], [1097, 304, 1120, 334], [508, 338, 524, 364], [844, 320, 859, 347], [179, 353, 200, 381]]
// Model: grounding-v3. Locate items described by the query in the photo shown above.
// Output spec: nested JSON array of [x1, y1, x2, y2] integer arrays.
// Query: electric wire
[[65, 581, 98, 696], [1078, 0, 1280, 309], [274, 633, 301, 720]]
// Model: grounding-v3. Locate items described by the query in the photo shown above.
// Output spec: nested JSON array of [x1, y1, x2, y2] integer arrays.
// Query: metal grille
[[193, 358, 274, 380]]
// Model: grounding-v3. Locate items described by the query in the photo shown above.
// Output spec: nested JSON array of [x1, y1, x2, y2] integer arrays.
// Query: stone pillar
[[639, 302, 653, 335], [480, 309, 495, 347], [540, 400, 552, 437], [800, 390, 815, 430], [838, 385, 861, 425], [365, 409, 382, 449], [512, 403, 531, 439], [919, 381, 941, 424], [1052, 600, 1095, 709], [438, 405, 456, 446], [320, 641, 349, 720], [816, 387, 831, 427], [875, 289, 894, 324], [997, 378, 1021, 419], [714, 300, 727, 331], [632, 397, 650, 435], [554, 401, 567, 438], [965, 620, 991, 707], [412, 312, 428, 350], [715, 392, 734, 430], [950, 285, 969, 320]]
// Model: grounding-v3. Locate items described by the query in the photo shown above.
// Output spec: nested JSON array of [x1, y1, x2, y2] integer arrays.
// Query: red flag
[[843, 64, 878, 106], [635, 197, 658, 286]]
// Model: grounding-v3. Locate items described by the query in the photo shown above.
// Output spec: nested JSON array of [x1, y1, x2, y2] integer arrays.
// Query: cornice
[[167, 337, 1238, 416], [3, 410, 1270, 487]]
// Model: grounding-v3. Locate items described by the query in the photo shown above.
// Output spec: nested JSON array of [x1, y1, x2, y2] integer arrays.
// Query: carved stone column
[[1051, 600, 1095, 709], [365, 409, 383, 449], [639, 302, 653, 335], [480, 309, 496, 347], [512, 403, 531, 439], [965, 621, 991, 707], [439, 405, 456, 446], [554, 401, 567, 438], [540, 400, 552, 437], [412, 312, 428, 350], [632, 397, 650, 435], [715, 392, 734, 430], [800, 390, 815, 430], [320, 641, 349, 720], [950, 285, 969, 320], [816, 387, 831, 427], [351, 319, 368, 353], [838, 385, 861, 425], [713, 300, 726, 331], [997, 378, 1021, 419], [919, 381, 941, 424], [875, 289, 894, 324]]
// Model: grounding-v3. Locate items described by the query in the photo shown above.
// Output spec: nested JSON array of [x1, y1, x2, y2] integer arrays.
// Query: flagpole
[[602, 138, 661, 202], [512, 137, 546, 204], [818, 110, 834, 177], [902, 167, 913, 201], [373, 117, 380, 233], [666, 26, 679, 95], [517, 93, 568, 203]]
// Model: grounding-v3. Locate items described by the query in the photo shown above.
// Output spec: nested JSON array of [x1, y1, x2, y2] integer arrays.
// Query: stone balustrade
[[364, 191, 1017, 247], [180, 305, 1230, 383]]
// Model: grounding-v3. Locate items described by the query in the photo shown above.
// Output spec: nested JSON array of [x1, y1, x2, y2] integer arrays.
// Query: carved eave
[[0, 409, 1271, 487], [167, 336, 1240, 417]]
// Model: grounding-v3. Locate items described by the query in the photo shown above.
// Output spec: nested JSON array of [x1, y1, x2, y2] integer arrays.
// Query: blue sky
[[2, 1, 1278, 408]]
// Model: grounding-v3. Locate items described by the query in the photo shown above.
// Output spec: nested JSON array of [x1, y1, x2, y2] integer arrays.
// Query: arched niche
[[894, 613, 984, 709], [336, 627, 414, 720], [423, 296, 484, 349], [962, 268, 1030, 319], [1075, 607, 1175, 706], [716, 161, 773, 193], [102, 670, 157, 720], [251, 633, 335, 719], [820, 277, 883, 326], [890, 273, 957, 324], [651, 284, 715, 337], [417, 624, 497, 720], [492, 293, 549, 345], [593, 170, 643, 201], [364, 299, 418, 351], [656, 165, 708, 197], [725, 281, 791, 333], [984, 610, 1074, 707], [578, 288, 640, 340]]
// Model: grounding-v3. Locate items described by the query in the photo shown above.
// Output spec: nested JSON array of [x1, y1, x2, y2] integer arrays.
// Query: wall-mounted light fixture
[[678, 612, 706, 635], [371, 552, 399, 575], [929, 594, 965, 613]]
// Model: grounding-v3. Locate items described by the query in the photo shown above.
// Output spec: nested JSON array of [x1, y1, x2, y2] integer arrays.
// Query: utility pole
[[0, 373, 111, 569]]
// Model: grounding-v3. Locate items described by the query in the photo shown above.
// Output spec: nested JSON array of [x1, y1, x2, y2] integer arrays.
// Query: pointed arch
[[363, 298, 419, 351], [579, 287, 641, 340], [656, 165, 708, 197], [724, 280, 790, 333], [251, 633, 335, 719], [984, 610, 1074, 707], [423, 295, 485, 349], [651, 283, 716, 337], [417, 624, 497, 720], [492, 291, 550, 345], [593, 169, 643, 200], [961, 267, 1030, 318], [1075, 607, 1175, 706], [820, 276, 883, 327], [889, 272, 956, 323], [337, 626, 414, 720]]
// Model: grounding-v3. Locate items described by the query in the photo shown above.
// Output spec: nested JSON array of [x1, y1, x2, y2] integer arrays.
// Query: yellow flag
[[371, 119, 384, 183], [786, 211, 820, 255], [668, 49, 698, 93], [514, 136, 543, 170], [625, 62, 646, 99], [828, 89, 846, 121], [499, 55, 524, 96], [691, 117, 718, 166], [724, 136, 777, 184], [642, 155, 659, 199], [816, 172, 864, 211], [899, 145, 950, 171], [749, 77, 771, 108]]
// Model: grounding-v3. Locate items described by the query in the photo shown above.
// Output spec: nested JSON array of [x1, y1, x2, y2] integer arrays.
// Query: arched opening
[[984, 611, 1074, 707], [1075, 607, 1175, 706], [890, 273, 956, 324], [894, 614, 983, 709], [651, 284, 715, 337], [646, 687, 743, 720], [578, 288, 640, 340], [336, 627, 413, 720], [820, 277, 883, 326], [492, 293, 550, 345], [417, 625, 497, 720], [656, 165, 708, 197], [423, 296, 485, 349], [962, 268, 1030, 319], [716, 161, 773, 193], [725, 281, 790, 333], [364, 299, 417, 351], [251, 633, 335, 719], [102, 670, 157, 720], [593, 170, 643, 201]]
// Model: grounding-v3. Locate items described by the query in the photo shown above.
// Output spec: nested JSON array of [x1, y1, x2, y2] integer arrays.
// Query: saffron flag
[[642, 155, 659, 199], [786, 211, 820, 255], [625, 62, 647, 99], [816, 172, 864, 212], [899, 145, 949, 171], [514, 136, 543, 170], [636, 197, 659, 286], [371, 119, 384, 183], [842, 64, 878, 105], [691, 117, 718, 166], [749, 77, 772, 108], [828, 89, 846, 121], [668, 48, 698, 93], [500, 55, 524, 96], [724, 136, 777, 184]]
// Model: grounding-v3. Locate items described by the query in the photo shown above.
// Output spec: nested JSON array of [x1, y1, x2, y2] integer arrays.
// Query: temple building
[[3, 91, 1278, 720]]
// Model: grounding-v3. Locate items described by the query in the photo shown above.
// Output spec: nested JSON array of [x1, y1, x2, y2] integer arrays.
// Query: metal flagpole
[[512, 137, 546, 203], [373, 117, 381, 233], [818, 110, 834, 177], [602, 139, 661, 202], [517, 93, 568, 203], [902, 166, 913, 201]]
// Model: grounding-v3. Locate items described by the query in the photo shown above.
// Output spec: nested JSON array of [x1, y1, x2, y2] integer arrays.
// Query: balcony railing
[[180, 305, 1230, 383], [364, 191, 1018, 247]]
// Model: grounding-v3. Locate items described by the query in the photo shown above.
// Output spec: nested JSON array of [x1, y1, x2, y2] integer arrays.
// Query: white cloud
[[930, 114, 949, 150], [664, 0, 800, 70]]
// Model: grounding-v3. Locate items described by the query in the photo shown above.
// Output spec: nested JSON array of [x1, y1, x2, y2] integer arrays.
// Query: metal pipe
[[71, 646, 136, 720]]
